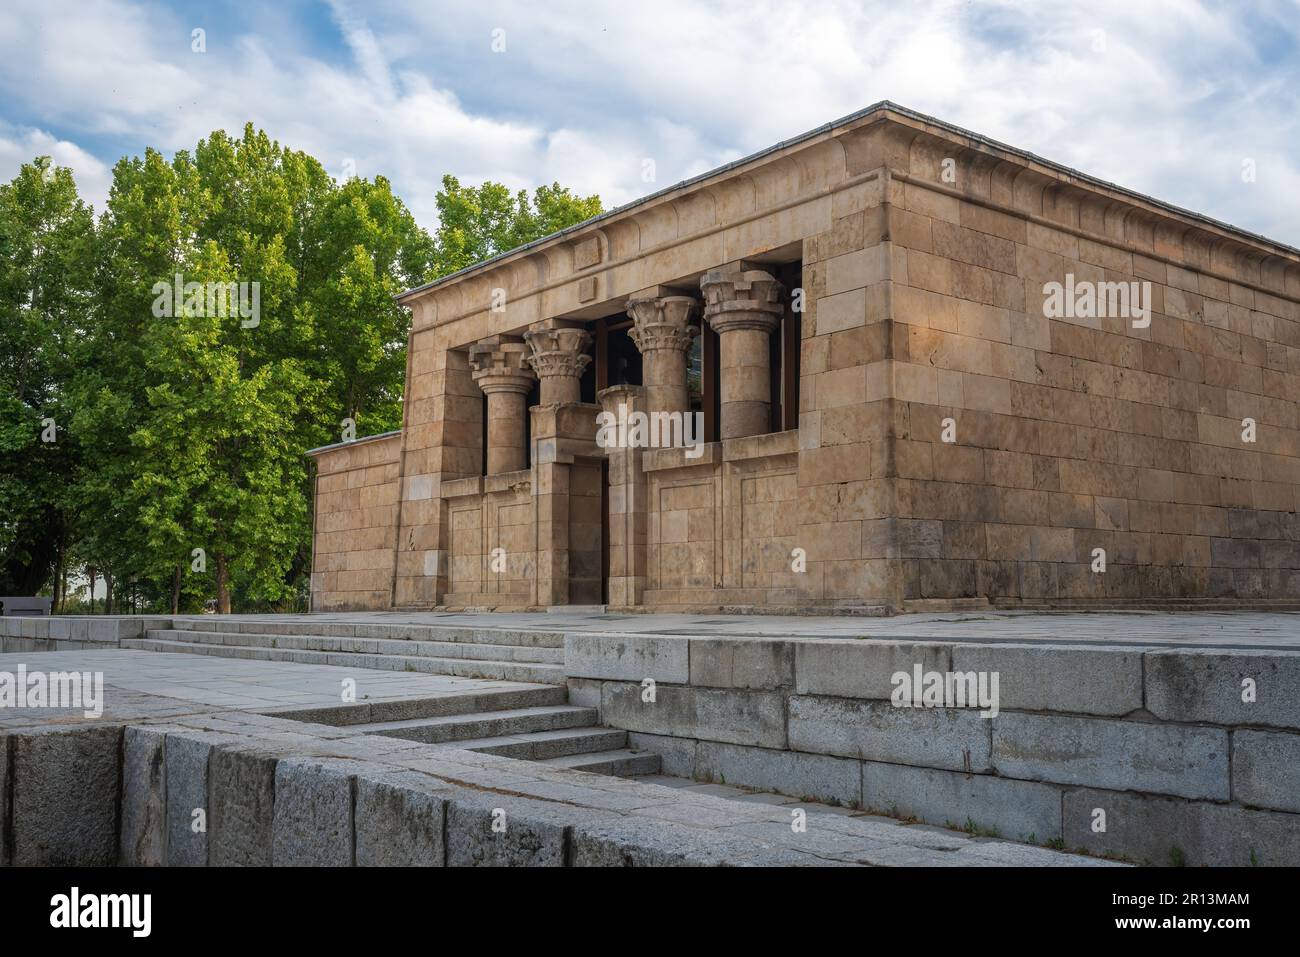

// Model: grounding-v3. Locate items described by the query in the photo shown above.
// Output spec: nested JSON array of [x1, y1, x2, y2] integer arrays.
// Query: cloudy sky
[[2, 0, 1298, 244]]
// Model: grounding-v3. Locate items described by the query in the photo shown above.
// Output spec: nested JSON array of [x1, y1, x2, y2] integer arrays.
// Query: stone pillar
[[599, 384, 648, 607], [626, 295, 698, 415], [523, 325, 592, 405], [700, 267, 783, 439], [469, 338, 535, 475]]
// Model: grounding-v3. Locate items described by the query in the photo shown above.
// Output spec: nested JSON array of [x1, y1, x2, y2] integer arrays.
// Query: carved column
[[523, 326, 592, 405], [469, 338, 535, 475], [626, 295, 698, 415], [700, 267, 783, 439]]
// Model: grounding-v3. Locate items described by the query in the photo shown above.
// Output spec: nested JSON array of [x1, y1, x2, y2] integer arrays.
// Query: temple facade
[[307, 102, 1300, 613]]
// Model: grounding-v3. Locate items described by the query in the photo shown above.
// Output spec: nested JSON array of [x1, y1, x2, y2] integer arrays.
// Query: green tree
[[0, 157, 95, 600], [430, 175, 602, 278]]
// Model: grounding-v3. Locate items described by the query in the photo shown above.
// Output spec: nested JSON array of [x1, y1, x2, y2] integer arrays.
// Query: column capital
[[523, 326, 592, 382], [700, 268, 784, 334], [469, 338, 535, 395], [627, 295, 699, 353]]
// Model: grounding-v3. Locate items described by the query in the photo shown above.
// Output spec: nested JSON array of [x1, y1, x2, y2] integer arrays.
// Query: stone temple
[[307, 101, 1300, 614]]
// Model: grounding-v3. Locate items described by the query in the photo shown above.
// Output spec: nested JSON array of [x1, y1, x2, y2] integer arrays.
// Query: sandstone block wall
[[309, 433, 400, 611]]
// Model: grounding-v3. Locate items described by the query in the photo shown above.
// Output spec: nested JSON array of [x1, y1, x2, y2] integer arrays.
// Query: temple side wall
[[309, 434, 401, 611]]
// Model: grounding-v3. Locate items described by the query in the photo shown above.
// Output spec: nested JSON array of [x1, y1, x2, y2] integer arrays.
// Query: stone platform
[[4, 608, 1298, 866], [0, 646, 1111, 867]]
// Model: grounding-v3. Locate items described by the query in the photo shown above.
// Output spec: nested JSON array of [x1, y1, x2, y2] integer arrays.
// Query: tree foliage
[[0, 128, 600, 613]]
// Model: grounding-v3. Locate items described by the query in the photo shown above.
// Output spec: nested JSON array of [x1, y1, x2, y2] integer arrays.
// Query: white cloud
[[0, 124, 112, 211], [0, 0, 1297, 245]]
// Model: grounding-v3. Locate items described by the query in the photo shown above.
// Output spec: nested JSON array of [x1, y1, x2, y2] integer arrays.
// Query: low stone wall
[[1, 713, 1101, 867], [566, 632, 1300, 865], [0, 615, 169, 652]]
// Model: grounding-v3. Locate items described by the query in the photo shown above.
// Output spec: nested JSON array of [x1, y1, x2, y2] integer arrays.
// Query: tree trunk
[[215, 555, 231, 614], [171, 562, 182, 614], [105, 571, 115, 615], [88, 567, 96, 614]]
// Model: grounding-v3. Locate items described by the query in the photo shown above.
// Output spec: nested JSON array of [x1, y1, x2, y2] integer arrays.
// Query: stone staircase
[[120, 617, 660, 778], [120, 617, 565, 685], [274, 685, 661, 778], [348, 705, 659, 775]]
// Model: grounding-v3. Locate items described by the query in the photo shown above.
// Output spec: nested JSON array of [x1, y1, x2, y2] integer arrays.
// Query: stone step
[[120, 637, 565, 684], [272, 685, 569, 726], [144, 628, 562, 664], [351, 705, 600, 744], [441, 727, 629, 761], [536, 748, 663, 777], [166, 617, 565, 648]]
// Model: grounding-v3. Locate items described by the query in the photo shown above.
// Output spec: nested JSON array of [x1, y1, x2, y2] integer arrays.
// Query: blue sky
[[3, 0, 1299, 245]]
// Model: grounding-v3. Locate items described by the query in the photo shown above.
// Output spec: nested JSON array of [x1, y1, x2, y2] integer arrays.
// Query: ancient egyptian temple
[[307, 102, 1300, 613]]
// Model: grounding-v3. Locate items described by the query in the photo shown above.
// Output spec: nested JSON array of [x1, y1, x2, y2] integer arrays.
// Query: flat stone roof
[[398, 100, 1300, 303]]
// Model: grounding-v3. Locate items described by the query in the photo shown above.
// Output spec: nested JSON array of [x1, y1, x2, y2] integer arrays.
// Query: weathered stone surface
[[1063, 787, 1300, 866], [565, 633, 689, 683], [689, 638, 794, 690], [120, 726, 167, 866], [209, 746, 278, 866], [1232, 729, 1300, 813], [444, 799, 569, 866], [355, 772, 447, 866], [602, 681, 787, 749], [565, 677, 601, 710], [949, 643, 1143, 716], [164, 734, 212, 866], [10, 725, 120, 866], [1145, 650, 1300, 730], [993, 713, 1229, 800], [861, 760, 1062, 842], [570, 814, 825, 866], [272, 758, 354, 866], [626, 731, 697, 777], [696, 740, 861, 807], [0, 735, 10, 865], [795, 640, 952, 699], [788, 694, 992, 771]]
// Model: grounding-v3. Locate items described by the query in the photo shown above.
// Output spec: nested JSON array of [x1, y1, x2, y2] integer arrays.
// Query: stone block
[[794, 640, 952, 699], [1232, 729, 1300, 813], [861, 760, 1062, 842], [355, 772, 447, 866], [696, 741, 861, 807], [788, 694, 991, 771], [165, 734, 210, 866], [1063, 787, 1300, 866], [688, 638, 793, 690], [444, 798, 569, 866], [601, 682, 786, 749], [120, 726, 166, 866], [1145, 649, 1300, 730], [209, 746, 278, 866], [626, 731, 698, 777], [564, 633, 689, 683], [10, 725, 121, 866], [272, 758, 355, 866], [565, 677, 601, 710], [0, 736, 9, 865], [949, 643, 1143, 716], [992, 713, 1229, 800]]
